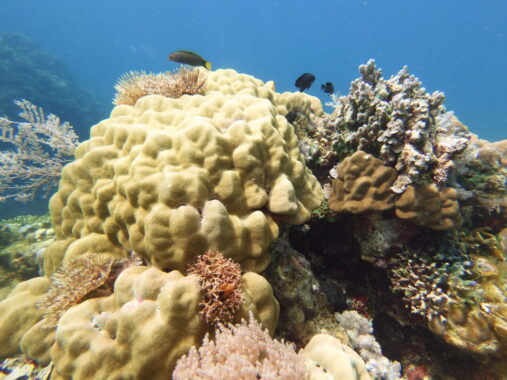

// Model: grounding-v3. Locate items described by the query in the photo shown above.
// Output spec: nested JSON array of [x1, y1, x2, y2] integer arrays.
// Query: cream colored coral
[[329, 151, 397, 213], [0, 277, 49, 359], [301, 334, 370, 380], [48, 266, 278, 380], [395, 184, 461, 230], [44, 69, 323, 275]]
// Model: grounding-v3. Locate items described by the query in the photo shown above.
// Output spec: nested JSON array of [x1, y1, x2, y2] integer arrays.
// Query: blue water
[[1, 0, 506, 141]]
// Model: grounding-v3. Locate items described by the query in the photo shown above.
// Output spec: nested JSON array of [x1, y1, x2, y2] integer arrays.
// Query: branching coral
[[335, 310, 401, 380], [187, 251, 243, 326], [36, 253, 115, 328], [173, 313, 308, 380], [323, 60, 471, 193], [113, 66, 206, 105], [0, 100, 79, 202]]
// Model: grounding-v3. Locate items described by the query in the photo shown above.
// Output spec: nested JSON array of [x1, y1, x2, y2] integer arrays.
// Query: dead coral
[[113, 66, 206, 105], [36, 253, 115, 328], [187, 251, 243, 326]]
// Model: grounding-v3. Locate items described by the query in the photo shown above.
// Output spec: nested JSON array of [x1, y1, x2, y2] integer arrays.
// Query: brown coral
[[329, 150, 397, 213], [187, 251, 243, 325], [36, 253, 115, 328], [395, 184, 461, 230], [113, 66, 206, 105]]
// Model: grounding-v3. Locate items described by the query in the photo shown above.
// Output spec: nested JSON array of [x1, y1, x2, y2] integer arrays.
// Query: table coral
[[44, 68, 323, 276]]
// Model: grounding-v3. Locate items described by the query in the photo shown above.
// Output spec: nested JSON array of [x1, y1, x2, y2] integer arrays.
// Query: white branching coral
[[335, 310, 401, 380], [0, 100, 79, 202], [173, 314, 308, 380], [324, 60, 471, 193]]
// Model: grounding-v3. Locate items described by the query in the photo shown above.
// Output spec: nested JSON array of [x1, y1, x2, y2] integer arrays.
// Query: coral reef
[[173, 314, 308, 380], [323, 59, 471, 193], [47, 266, 278, 380], [328, 151, 397, 213], [0, 63, 505, 379], [113, 67, 206, 106], [335, 311, 401, 380], [43, 68, 323, 277], [187, 251, 243, 325]]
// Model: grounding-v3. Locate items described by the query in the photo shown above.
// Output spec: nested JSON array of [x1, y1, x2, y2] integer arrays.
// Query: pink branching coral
[[36, 253, 116, 328], [113, 66, 206, 106], [0, 100, 79, 202], [173, 314, 309, 380], [187, 251, 243, 326]]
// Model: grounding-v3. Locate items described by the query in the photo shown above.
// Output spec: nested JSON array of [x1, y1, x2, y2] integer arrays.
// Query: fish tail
[[205, 61, 212, 70]]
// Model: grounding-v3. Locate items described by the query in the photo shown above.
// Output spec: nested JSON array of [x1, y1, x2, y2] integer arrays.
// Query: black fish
[[168, 50, 212, 70], [321, 82, 334, 94], [295, 73, 315, 92], [285, 111, 299, 123]]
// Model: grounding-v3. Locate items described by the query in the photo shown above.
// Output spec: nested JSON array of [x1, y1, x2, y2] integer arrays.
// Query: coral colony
[[0, 61, 505, 379]]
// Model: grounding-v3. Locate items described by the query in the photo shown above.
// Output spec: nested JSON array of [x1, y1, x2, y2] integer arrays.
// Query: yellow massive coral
[[44, 69, 323, 275], [47, 266, 278, 380]]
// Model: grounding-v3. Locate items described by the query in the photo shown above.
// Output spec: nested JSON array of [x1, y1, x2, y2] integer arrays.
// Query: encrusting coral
[[113, 66, 206, 106], [187, 251, 244, 325]]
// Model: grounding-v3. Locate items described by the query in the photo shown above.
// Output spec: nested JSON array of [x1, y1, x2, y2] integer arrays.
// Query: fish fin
[[205, 61, 212, 70]]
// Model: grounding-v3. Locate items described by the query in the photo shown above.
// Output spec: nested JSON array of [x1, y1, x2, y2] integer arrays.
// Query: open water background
[[0, 0, 506, 216]]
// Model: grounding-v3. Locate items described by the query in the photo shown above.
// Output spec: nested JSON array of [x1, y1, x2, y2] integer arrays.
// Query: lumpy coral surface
[[44, 69, 323, 275]]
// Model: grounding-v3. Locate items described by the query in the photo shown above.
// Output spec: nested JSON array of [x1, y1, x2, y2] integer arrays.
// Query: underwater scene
[[0, 1, 506, 379]]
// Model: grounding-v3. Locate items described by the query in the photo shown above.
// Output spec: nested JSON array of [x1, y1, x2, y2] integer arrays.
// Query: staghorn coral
[[36, 253, 115, 328], [187, 251, 243, 326], [0, 100, 79, 202], [323, 60, 471, 193], [328, 151, 397, 214], [173, 313, 308, 380], [113, 66, 206, 105]]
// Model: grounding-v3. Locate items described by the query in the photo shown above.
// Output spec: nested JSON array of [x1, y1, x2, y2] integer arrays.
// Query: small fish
[[168, 50, 212, 70], [295, 73, 315, 92], [285, 111, 299, 123], [321, 82, 334, 94]]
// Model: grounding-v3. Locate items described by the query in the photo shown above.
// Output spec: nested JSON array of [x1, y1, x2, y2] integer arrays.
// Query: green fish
[[168, 50, 212, 70]]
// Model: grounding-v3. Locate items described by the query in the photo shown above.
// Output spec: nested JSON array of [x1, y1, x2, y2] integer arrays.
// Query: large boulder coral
[[44, 69, 323, 275], [24, 266, 279, 379]]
